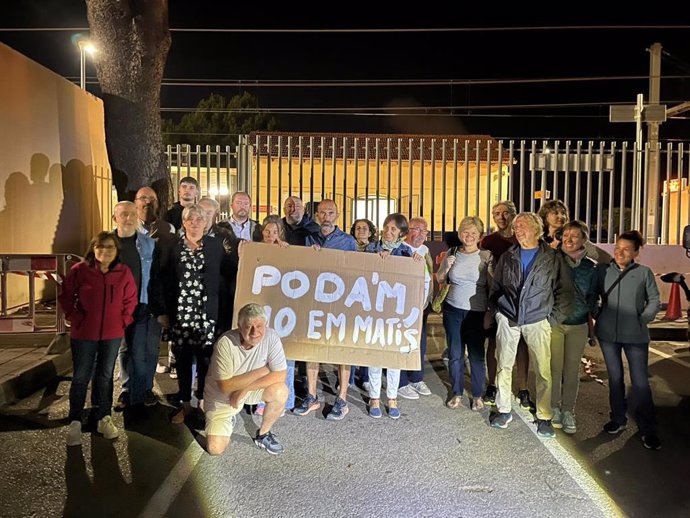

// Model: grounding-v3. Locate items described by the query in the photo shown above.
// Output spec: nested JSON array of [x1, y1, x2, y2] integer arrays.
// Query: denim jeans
[[400, 305, 430, 387], [368, 368, 401, 399], [285, 360, 295, 409], [125, 305, 162, 404], [599, 340, 657, 435], [442, 304, 486, 397], [69, 338, 121, 421]]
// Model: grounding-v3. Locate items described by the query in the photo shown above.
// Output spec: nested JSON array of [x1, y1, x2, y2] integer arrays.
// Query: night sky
[[2, 1, 689, 140]]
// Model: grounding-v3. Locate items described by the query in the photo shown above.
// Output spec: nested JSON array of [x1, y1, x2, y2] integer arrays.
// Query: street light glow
[[83, 43, 96, 55]]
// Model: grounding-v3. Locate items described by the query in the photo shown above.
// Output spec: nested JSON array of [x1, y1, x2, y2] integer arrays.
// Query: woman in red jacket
[[59, 231, 138, 446]]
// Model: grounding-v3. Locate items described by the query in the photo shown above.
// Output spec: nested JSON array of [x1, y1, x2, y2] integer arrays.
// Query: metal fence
[[165, 135, 690, 245]]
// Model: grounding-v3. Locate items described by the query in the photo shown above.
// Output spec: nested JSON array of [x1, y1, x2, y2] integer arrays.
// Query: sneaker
[[490, 412, 513, 429], [482, 385, 497, 405], [536, 419, 556, 438], [326, 397, 349, 421], [517, 390, 533, 410], [409, 381, 431, 396], [97, 416, 120, 440], [114, 392, 129, 412], [552, 407, 563, 429], [397, 385, 420, 400], [369, 401, 382, 419], [156, 363, 170, 374], [603, 420, 628, 434], [388, 401, 401, 420], [144, 390, 158, 407], [642, 434, 662, 450], [169, 367, 178, 379], [472, 397, 485, 412], [255, 402, 266, 416], [66, 420, 82, 446], [561, 411, 577, 434], [363, 381, 371, 393], [171, 405, 191, 424], [293, 394, 321, 416], [254, 431, 284, 455]]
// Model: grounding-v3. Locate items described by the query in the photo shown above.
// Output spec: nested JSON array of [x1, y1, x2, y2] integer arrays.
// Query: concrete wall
[[0, 43, 113, 308]]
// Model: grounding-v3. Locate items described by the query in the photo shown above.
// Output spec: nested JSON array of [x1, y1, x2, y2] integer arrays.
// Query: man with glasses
[[135, 187, 175, 239], [397, 218, 434, 400]]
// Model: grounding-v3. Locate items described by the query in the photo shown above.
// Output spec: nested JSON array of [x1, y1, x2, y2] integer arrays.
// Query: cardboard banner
[[234, 242, 425, 370]]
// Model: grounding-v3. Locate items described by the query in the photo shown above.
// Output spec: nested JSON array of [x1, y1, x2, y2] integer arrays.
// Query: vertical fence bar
[[364, 138, 370, 221], [287, 136, 293, 195], [540, 140, 548, 212], [375, 138, 381, 228], [354, 138, 360, 221], [607, 143, 616, 243], [397, 139, 403, 217], [452, 139, 459, 232], [497, 140, 504, 203], [266, 136, 272, 216], [529, 140, 537, 212], [596, 142, 605, 243], [441, 139, 447, 236], [574, 141, 582, 221], [552, 140, 560, 201], [408, 139, 413, 219], [386, 139, 392, 215], [474, 140, 481, 216], [320, 136, 326, 201], [331, 137, 337, 202], [619, 143, 628, 236], [309, 136, 315, 210], [564, 141, 571, 210], [518, 141, 525, 212], [585, 141, 594, 232], [205, 145, 212, 196], [342, 137, 348, 226], [214, 145, 221, 201], [485, 140, 492, 229], [464, 140, 470, 217], [277, 136, 283, 208], [508, 140, 515, 204], [254, 134, 261, 221], [420, 138, 425, 219], [642, 143, 650, 237], [298, 136, 304, 201], [430, 139, 436, 237], [664, 142, 672, 244]]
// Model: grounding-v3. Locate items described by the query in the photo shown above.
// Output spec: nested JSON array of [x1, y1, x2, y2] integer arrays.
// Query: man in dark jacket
[[217, 191, 263, 242], [488, 212, 574, 438], [282, 196, 320, 246], [165, 176, 199, 231]]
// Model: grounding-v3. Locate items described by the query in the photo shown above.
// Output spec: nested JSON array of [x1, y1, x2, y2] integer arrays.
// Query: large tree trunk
[[86, 0, 172, 207]]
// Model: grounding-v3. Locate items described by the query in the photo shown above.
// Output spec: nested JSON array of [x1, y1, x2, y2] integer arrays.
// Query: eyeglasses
[[95, 245, 116, 250], [136, 195, 156, 201], [409, 227, 429, 234], [492, 211, 512, 218]]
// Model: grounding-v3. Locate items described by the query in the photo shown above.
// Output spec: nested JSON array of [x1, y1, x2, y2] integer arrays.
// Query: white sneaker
[[97, 416, 120, 440], [397, 385, 420, 400], [410, 381, 432, 396], [156, 363, 170, 374], [362, 382, 371, 393], [66, 420, 82, 446]]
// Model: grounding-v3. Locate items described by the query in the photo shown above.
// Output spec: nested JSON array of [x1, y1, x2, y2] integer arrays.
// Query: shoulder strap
[[602, 263, 638, 305]]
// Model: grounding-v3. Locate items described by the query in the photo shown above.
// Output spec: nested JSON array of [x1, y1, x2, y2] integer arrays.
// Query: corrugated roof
[[248, 131, 509, 162]]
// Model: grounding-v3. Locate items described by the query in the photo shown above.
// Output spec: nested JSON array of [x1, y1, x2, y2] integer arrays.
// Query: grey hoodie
[[595, 261, 660, 343]]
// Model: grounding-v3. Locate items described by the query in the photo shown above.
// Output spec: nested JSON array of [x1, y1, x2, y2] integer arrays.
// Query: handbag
[[431, 247, 457, 313]]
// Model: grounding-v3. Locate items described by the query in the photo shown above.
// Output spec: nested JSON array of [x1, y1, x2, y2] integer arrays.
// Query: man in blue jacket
[[488, 212, 574, 438]]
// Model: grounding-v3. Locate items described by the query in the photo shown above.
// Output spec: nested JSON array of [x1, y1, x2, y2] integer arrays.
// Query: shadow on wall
[[0, 153, 102, 257]]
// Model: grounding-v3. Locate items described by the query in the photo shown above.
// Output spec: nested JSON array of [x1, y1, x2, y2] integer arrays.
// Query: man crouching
[[204, 303, 288, 455]]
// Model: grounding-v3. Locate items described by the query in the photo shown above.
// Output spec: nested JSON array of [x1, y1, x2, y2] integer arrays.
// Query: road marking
[[649, 346, 690, 368], [513, 406, 624, 518], [138, 440, 204, 518]]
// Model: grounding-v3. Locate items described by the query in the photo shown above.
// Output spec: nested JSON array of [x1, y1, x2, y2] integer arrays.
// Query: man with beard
[[218, 191, 262, 242], [295, 199, 356, 420], [282, 196, 320, 246], [165, 177, 199, 231], [135, 187, 175, 239]]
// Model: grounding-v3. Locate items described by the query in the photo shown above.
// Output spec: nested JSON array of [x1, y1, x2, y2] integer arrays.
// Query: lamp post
[[77, 40, 96, 90]]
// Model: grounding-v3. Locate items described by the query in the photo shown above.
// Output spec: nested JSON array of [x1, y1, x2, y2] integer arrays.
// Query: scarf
[[381, 239, 403, 252]]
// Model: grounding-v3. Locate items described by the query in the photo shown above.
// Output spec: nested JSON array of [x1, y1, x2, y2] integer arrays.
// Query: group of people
[[58, 176, 662, 455]]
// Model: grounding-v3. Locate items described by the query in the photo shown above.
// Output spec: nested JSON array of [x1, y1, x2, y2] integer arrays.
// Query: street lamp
[[77, 40, 96, 90]]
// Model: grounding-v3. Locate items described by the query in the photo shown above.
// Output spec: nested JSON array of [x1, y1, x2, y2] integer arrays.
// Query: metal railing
[[164, 135, 690, 244]]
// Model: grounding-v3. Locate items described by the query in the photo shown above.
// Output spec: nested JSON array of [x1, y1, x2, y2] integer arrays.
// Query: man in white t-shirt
[[204, 303, 288, 455]]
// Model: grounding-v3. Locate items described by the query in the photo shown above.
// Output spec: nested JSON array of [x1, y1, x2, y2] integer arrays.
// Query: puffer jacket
[[59, 261, 138, 340], [489, 241, 574, 326], [561, 251, 598, 325]]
